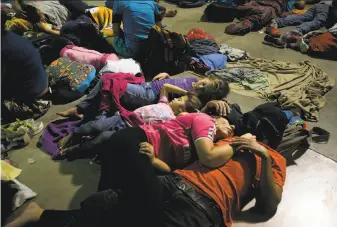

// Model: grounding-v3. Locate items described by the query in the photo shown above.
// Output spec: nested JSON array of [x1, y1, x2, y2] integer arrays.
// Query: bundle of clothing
[[186, 28, 227, 74], [209, 57, 335, 121]]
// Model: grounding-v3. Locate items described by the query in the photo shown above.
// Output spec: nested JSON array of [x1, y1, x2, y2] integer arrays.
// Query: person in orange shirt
[[5, 135, 286, 227]]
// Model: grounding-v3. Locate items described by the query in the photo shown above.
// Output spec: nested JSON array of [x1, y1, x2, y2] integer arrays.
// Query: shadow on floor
[[57, 159, 100, 209]]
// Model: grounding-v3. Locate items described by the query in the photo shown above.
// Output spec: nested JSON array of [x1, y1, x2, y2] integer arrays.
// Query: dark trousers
[[76, 79, 102, 119], [38, 175, 216, 227], [276, 3, 330, 34], [66, 115, 127, 160]]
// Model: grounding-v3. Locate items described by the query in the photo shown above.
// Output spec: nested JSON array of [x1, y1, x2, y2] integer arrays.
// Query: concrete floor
[[6, 1, 337, 226]]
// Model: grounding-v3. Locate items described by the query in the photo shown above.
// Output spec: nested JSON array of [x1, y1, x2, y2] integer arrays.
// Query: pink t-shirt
[[134, 96, 175, 124], [139, 113, 216, 168]]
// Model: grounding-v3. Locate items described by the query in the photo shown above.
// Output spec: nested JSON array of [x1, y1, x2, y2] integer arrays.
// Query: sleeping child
[[56, 83, 202, 160]]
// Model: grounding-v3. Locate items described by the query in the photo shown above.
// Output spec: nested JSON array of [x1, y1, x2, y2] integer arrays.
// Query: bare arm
[[201, 100, 231, 117], [194, 139, 234, 168], [139, 142, 172, 173], [232, 138, 283, 213], [258, 156, 283, 213], [160, 83, 188, 98], [152, 157, 172, 173]]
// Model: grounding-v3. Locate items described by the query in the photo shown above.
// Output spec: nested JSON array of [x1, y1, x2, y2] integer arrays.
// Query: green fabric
[[227, 57, 335, 122]]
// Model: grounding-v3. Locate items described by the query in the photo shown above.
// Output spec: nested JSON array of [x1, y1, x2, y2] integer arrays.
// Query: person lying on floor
[[98, 111, 235, 190], [14, 0, 71, 28], [225, 0, 288, 35], [5, 135, 286, 227], [56, 84, 202, 160], [21, 4, 61, 35], [105, 0, 163, 58], [264, 0, 336, 47], [57, 74, 231, 120], [292, 23, 337, 59]]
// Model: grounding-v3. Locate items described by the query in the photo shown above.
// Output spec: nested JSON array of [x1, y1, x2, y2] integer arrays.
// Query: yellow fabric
[[88, 6, 113, 37], [5, 17, 33, 35], [291, 9, 308, 15], [1, 160, 22, 181]]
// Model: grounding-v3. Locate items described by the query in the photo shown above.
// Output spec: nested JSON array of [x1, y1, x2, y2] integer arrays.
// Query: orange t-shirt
[[174, 138, 286, 227]]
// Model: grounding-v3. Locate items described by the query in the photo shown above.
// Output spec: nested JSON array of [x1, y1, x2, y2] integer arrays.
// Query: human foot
[[5, 202, 44, 227], [165, 10, 177, 17], [57, 107, 83, 119], [58, 133, 74, 149]]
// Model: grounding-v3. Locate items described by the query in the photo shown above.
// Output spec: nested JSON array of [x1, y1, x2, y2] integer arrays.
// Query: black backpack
[[143, 25, 190, 79], [204, 2, 238, 22]]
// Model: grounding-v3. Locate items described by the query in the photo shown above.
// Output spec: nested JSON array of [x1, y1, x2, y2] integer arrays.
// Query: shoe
[[286, 43, 300, 51], [263, 35, 286, 48], [1, 119, 44, 141], [296, 38, 309, 53], [281, 32, 301, 43], [225, 20, 253, 35], [265, 26, 281, 38]]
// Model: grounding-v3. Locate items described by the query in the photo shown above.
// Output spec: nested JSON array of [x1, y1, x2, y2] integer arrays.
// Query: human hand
[[231, 137, 269, 159], [205, 100, 231, 117], [139, 142, 155, 162], [240, 133, 256, 140], [152, 73, 170, 81]]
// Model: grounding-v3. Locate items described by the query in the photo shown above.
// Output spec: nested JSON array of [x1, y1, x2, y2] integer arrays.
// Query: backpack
[[274, 125, 310, 159], [276, 125, 330, 159], [46, 57, 96, 103], [204, 2, 238, 22], [23, 31, 73, 67], [143, 25, 190, 79]]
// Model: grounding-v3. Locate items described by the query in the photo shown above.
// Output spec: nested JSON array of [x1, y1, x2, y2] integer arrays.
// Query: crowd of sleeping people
[[6, 68, 290, 227], [3, 1, 291, 227]]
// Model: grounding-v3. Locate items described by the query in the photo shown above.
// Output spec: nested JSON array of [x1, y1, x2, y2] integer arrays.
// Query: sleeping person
[[56, 84, 202, 160]]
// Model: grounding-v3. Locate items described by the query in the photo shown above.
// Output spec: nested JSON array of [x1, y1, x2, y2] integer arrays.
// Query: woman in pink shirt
[[98, 112, 235, 191]]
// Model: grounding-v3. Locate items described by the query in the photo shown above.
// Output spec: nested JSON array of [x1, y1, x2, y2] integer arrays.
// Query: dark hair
[[22, 5, 42, 24], [197, 75, 230, 105], [184, 91, 202, 113]]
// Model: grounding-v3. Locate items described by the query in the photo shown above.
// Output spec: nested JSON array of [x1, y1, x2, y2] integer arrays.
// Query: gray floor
[[6, 2, 337, 226]]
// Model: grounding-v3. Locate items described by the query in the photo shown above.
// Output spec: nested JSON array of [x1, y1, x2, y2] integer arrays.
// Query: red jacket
[[99, 72, 146, 126]]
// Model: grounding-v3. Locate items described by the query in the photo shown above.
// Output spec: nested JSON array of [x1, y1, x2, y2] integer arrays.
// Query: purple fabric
[[39, 119, 82, 159], [151, 77, 198, 96]]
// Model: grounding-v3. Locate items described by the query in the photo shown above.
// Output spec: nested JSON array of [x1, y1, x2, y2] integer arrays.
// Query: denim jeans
[[121, 83, 157, 110], [276, 3, 330, 35], [65, 115, 127, 160]]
